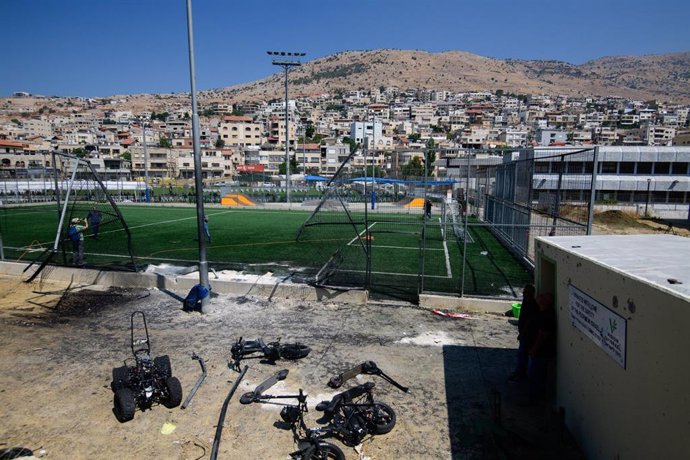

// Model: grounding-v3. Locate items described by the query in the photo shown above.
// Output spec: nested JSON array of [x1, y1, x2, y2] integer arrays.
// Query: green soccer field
[[0, 204, 532, 299]]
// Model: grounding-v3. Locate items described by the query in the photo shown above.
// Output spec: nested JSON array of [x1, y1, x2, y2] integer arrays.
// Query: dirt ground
[[591, 210, 690, 237], [0, 276, 584, 460]]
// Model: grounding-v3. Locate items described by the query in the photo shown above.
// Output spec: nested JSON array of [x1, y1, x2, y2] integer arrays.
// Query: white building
[[350, 120, 383, 145]]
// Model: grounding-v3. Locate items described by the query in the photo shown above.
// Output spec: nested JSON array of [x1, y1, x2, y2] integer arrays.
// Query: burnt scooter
[[110, 311, 183, 422], [240, 370, 346, 460], [230, 337, 311, 371], [313, 360, 409, 446], [314, 381, 397, 447]]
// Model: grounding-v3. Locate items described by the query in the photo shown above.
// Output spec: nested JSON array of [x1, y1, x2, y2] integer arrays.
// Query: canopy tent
[[339, 177, 457, 186]]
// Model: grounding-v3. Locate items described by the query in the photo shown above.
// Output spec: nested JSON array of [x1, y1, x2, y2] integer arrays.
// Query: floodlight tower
[[141, 118, 150, 203], [267, 51, 306, 204]]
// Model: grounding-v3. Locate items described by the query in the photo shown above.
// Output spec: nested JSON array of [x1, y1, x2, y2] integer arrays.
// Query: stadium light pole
[[267, 51, 305, 205], [142, 119, 150, 203], [185, 0, 210, 312], [302, 123, 306, 174]]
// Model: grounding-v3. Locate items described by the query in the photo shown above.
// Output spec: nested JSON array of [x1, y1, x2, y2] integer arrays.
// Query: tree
[[305, 125, 315, 139], [425, 138, 436, 177], [408, 133, 420, 142], [215, 138, 225, 149], [278, 154, 299, 175], [342, 136, 359, 154], [364, 165, 386, 178], [159, 138, 172, 148], [401, 156, 424, 179], [73, 147, 87, 158], [121, 151, 132, 161]]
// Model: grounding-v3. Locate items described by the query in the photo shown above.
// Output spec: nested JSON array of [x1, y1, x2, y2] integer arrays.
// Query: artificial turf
[[0, 203, 532, 299]]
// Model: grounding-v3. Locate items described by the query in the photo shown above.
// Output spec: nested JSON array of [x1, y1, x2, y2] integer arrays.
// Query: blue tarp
[[340, 177, 457, 186], [305, 175, 329, 181]]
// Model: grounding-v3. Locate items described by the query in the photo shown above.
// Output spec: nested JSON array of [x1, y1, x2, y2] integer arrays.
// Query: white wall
[[535, 235, 690, 460]]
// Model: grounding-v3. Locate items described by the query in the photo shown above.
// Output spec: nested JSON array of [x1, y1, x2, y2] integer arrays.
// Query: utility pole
[[267, 51, 306, 205], [185, 0, 210, 312]]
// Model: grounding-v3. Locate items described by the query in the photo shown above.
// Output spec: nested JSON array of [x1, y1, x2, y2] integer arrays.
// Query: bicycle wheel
[[303, 442, 345, 460], [279, 343, 311, 360], [371, 402, 396, 434]]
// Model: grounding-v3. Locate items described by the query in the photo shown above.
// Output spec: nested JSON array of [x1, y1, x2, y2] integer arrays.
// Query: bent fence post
[[210, 365, 248, 460]]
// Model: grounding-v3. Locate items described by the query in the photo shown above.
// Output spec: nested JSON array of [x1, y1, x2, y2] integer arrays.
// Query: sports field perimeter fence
[[295, 146, 598, 301], [476, 147, 597, 265], [1, 147, 597, 303]]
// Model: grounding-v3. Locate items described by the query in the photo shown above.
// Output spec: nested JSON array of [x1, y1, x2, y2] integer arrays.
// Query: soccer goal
[[23, 152, 137, 281]]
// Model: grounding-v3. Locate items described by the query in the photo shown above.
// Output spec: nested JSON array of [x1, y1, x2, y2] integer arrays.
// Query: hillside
[[211, 49, 690, 103]]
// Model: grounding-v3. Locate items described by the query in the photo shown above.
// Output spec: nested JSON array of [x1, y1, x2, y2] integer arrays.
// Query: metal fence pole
[[587, 147, 599, 235], [461, 153, 470, 297]]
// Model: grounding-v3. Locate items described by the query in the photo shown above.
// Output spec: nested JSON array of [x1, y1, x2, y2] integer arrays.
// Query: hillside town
[[1, 87, 689, 187]]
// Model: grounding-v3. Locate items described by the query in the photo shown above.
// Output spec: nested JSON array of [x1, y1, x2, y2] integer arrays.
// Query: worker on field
[[68, 217, 89, 266]]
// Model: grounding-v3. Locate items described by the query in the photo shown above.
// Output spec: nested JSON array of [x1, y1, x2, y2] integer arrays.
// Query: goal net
[[23, 152, 136, 281]]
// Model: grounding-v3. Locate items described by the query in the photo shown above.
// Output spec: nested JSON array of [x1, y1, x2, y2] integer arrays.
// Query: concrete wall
[[535, 237, 690, 460], [0, 261, 368, 306]]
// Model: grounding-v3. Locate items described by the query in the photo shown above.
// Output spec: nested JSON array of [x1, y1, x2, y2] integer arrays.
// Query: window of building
[[654, 162, 670, 174], [672, 162, 688, 174], [534, 162, 550, 174], [600, 162, 617, 173], [566, 162, 584, 173], [636, 162, 652, 174], [668, 191, 686, 203], [633, 191, 647, 203], [616, 191, 632, 202], [619, 162, 635, 174], [652, 191, 667, 203], [564, 190, 581, 201]]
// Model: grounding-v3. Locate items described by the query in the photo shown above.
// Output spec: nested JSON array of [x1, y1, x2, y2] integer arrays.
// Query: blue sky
[[2, 0, 689, 97]]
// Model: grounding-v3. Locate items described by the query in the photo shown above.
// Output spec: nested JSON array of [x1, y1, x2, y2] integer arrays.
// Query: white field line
[[22, 209, 237, 249], [337, 268, 449, 279], [315, 222, 378, 281], [442, 238, 452, 278], [347, 222, 377, 246], [373, 244, 443, 251]]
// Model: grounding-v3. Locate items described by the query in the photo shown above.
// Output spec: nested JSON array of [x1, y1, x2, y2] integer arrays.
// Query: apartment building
[[411, 104, 434, 124], [295, 143, 323, 174], [537, 129, 568, 146], [22, 119, 53, 138], [218, 115, 263, 147], [499, 129, 528, 147], [266, 116, 297, 147], [645, 125, 676, 146], [350, 120, 383, 145]]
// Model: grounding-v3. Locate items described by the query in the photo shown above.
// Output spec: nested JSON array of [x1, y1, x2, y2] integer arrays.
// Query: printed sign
[[236, 164, 265, 172], [569, 285, 627, 368]]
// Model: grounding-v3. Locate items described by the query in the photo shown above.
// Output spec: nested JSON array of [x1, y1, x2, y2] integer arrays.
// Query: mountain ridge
[[210, 49, 690, 103]]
